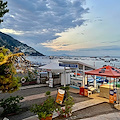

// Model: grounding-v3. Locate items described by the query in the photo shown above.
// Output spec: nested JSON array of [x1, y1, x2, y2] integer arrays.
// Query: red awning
[[85, 65, 120, 78]]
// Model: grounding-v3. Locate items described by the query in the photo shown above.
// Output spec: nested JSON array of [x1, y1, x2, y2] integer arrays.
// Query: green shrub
[[28, 71, 37, 81], [0, 96, 24, 116], [60, 86, 70, 91], [117, 84, 120, 88], [60, 86, 70, 96], [58, 86, 74, 118], [60, 96, 74, 117], [31, 91, 57, 119], [45, 91, 50, 96]]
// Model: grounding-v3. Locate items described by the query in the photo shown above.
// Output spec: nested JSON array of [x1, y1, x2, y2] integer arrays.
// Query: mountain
[[0, 32, 44, 56]]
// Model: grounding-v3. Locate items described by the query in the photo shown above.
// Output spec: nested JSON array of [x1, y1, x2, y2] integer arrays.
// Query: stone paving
[[81, 111, 120, 120], [20, 86, 120, 120], [20, 84, 48, 90], [21, 91, 57, 102], [22, 98, 107, 120], [22, 87, 108, 120], [1, 85, 120, 120], [72, 99, 105, 113]]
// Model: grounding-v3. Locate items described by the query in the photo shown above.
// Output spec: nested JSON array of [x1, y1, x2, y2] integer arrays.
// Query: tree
[[0, 47, 30, 93], [0, 0, 9, 23]]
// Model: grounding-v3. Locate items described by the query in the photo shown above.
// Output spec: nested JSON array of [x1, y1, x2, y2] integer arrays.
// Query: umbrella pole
[[116, 78, 118, 104], [114, 78, 115, 91], [114, 78, 115, 101], [116, 78, 119, 104], [109, 77, 111, 103], [109, 77, 111, 91]]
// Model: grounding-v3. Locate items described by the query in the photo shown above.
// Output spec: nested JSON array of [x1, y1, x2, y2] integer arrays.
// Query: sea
[[26, 56, 120, 69]]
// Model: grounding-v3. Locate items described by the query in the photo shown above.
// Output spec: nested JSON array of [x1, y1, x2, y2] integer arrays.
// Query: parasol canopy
[[39, 62, 70, 73], [85, 65, 120, 78]]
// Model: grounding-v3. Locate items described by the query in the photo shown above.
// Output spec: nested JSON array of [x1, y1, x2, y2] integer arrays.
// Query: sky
[[0, 0, 120, 56]]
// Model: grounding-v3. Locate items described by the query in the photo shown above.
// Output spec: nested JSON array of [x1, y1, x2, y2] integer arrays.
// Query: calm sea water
[[26, 56, 120, 69]]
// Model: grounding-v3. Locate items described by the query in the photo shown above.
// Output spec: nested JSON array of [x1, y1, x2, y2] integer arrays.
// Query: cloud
[[56, 45, 120, 56], [101, 40, 120, 44], [0, 28, 24, 35], [41, 25, 101, 51], [1, 0, 89, 44]]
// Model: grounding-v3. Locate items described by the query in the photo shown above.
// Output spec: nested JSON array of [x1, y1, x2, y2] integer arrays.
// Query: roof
[[59, 59, 95, 70], [85, 65, 120, 78]]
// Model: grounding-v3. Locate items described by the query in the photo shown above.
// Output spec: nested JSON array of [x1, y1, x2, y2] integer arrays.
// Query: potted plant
[[31, 91, 57, 120], [58, 86, 74, 118], [21, 72, 37, 86], [59, 95, 74, 117]]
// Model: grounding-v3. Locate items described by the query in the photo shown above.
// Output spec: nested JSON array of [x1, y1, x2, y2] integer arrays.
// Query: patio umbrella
[[85, 65, 120, 103], [85, 65, 120, 78]]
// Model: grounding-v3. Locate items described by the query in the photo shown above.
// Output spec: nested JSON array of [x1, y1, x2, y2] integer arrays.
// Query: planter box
[[41, 116, 52, 120], [22, 81, 37, 86]]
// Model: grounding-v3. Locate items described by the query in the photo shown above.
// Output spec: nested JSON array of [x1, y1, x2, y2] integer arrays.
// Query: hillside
[[0, 32, 44, 56]]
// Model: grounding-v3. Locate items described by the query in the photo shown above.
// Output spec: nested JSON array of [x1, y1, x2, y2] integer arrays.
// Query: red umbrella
[[85, 65, 120, 78]]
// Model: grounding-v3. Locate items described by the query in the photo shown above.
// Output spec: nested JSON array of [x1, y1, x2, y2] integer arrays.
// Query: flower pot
[[40, 116, 52, 120], [22, 82, 29, 86], [7, 112, 17, 116], [29, 81, 37, 85], [22, 81, 37, 86]]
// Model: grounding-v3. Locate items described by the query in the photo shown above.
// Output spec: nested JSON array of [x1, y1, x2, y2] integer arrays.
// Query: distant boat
[[104, 60, 110, 62], [74, 58, 79, 60], [104, 56, 110, 58]]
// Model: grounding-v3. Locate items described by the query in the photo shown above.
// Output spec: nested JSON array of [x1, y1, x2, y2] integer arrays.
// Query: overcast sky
[[0, 0, 120, 56]]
